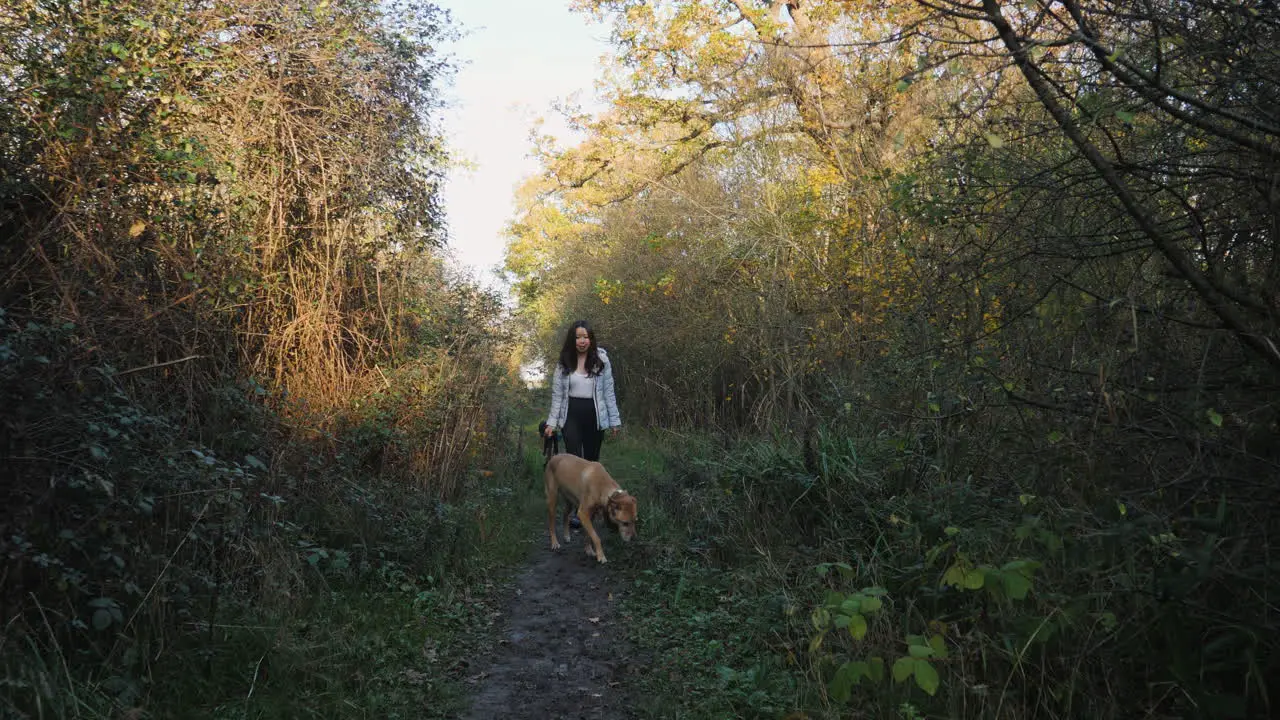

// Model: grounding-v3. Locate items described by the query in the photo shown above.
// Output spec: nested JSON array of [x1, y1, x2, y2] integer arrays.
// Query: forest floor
[[462, 522, 644, 720]]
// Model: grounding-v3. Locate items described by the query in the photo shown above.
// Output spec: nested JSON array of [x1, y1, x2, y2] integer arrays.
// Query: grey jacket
[[546, 347, 622, 431]]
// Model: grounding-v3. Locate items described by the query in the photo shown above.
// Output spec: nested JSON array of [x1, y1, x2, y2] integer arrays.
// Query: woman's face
[[574, 327, 591, 354]]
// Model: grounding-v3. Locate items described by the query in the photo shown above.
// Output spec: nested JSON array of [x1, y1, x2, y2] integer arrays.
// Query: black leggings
[[562, 397, 604, 462]]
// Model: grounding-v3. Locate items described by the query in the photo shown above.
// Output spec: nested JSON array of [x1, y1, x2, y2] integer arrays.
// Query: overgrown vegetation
[[1, 1, 531, 717], [5, 0, 1278, 717], [508, 1, 1279, 718]]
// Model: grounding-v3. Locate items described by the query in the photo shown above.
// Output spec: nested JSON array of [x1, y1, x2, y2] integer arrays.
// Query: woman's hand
[[610, 426, 621, 437], [544, 426, 556, 438]]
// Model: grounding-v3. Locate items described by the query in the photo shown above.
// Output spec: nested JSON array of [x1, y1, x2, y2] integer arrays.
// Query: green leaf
[[860, 595, 883, 613], [847, 612, 868, 640], [868, 656, 885, 683], [1004, 572, 1032, 600], [92, 609, 113, 630], [1038, 529, 1063, 552], [963, 567, 985, 590], [895, 78, 911, 92], [808, 631, 825, 653], [942, 564, 965, 588], [829, 663, 854, 703], [833, 613, 851, 629], [944, 525, 960, 536], [984, 133, 1005, 149], [908, 643, 934, 658], [1115, 110, 1135, 124], [811, 608, 831, 630], [914, 660, 940, 696], [892, 656, 915, 683], [928, 634, 948, 659], [1002, 559, 1042, 574], [1206, 409, 1223, 427], [1047, 430, 1064, 444]]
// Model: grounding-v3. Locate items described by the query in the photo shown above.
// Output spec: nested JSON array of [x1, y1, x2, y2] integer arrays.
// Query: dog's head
[[606, 491, 638, 542]]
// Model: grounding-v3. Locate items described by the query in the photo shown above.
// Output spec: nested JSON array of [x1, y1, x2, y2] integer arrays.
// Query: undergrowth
[[609, 424, 1278, 720], [0, 312, 534, 719]]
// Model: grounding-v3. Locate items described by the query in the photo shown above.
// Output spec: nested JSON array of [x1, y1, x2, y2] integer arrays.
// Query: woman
[[544, 320, 622, 464]]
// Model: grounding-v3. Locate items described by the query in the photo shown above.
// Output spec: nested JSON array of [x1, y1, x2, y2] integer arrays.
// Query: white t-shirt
[[568, 370, 595, 399]]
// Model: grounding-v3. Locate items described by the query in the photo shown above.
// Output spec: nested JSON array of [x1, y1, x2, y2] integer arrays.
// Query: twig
[[110, 499, 211, 661], [244, 651, 268, 714], [115, 355, 205, 376]]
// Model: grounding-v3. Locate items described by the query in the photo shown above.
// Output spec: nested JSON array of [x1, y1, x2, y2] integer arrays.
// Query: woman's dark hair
[[558, 320, 603, 376]]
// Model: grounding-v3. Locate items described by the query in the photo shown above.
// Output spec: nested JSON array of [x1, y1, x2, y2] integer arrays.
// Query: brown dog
[[544, 453, 638, 563]]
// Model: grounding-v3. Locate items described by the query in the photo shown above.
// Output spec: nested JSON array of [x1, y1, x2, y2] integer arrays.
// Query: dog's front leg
[[562, 503, 574, 543], [578, 507, 607, 563], [546, 487, 561, 551]]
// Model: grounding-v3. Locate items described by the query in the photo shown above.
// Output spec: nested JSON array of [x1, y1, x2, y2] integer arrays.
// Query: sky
[[434, 0, 612, 292]]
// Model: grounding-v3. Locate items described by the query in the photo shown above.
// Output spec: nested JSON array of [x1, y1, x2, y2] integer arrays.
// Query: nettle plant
[[808, 562, 948, 702]]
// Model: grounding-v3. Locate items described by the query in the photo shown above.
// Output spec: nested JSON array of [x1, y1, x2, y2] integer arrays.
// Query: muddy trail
[[462, 523, 644, 720]]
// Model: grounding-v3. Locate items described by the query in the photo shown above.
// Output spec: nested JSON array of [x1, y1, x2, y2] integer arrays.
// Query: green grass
[[601, 430, 813, 720]]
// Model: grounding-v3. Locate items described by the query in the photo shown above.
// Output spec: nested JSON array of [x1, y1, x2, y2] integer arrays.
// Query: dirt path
[[462, 525, 642, 720]]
